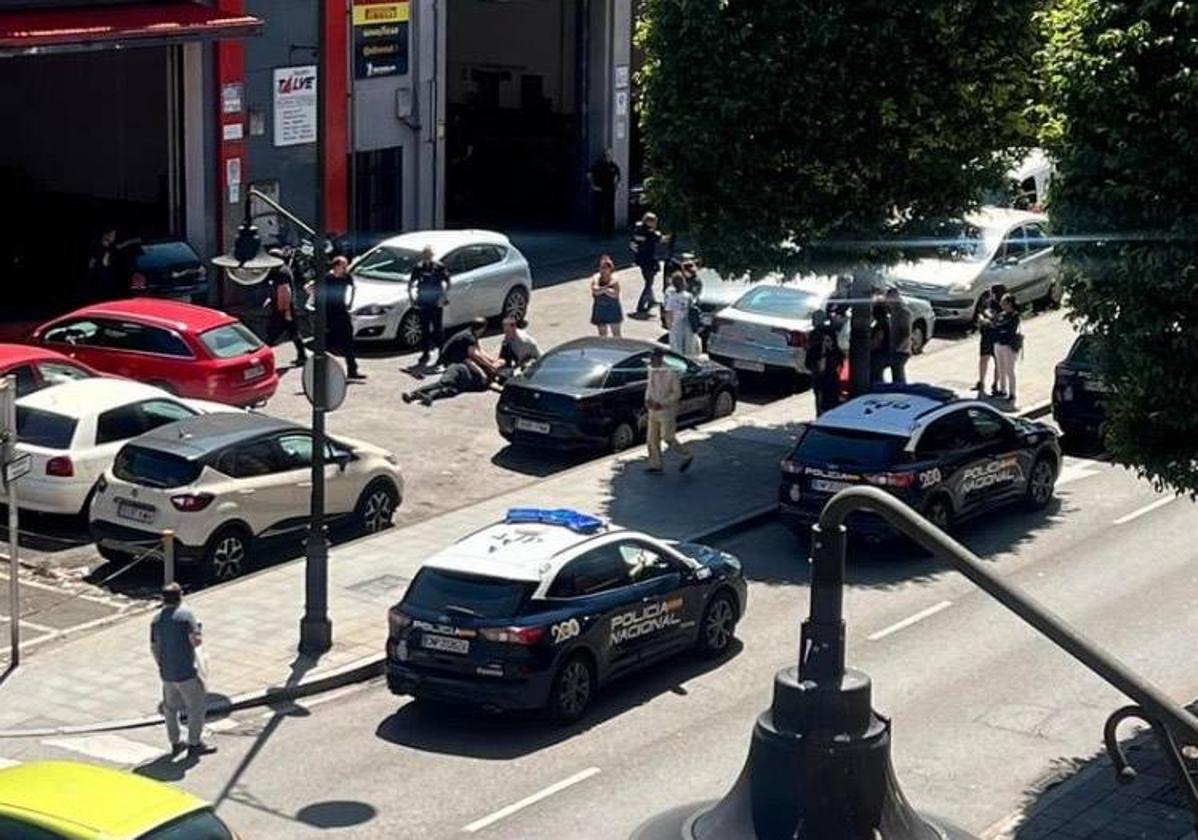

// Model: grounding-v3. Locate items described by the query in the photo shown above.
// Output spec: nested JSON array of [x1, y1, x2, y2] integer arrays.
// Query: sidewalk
[[0, 312, 1074, 739]]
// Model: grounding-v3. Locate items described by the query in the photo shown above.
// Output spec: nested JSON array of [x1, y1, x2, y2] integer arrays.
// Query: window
[[199, 323, 262, 359], [137, 807, 235, 840], [968, 407, 1010, 444], [96, 405, 147, 444], [606, 353, 651, 388], [1024, 224, 1049, 254], [661, 354, 690, 374], [404, 569, 534, 619], [276, 434, 315, 470], [36, 361, 92, 388], [41, 319, 100, 346], [1000, 228, 1028, 260], [0, 815, 69, 840], [734, 285, 823, 320], [916, 411, 978, 455], [351, 244, 421, 280], [524, 350, 614, 389], [793, 427, 908, 468], [474, 244, 506, 269], [547, 546, 629, 598], [615, 541, 677, 584], [15, 407, 77, 449], [219, 439, 280, 478], [139, 326, 192, 357], [442, 248, 472, 275], [8, 364, 36, 397], [114, 446, 203, 488]]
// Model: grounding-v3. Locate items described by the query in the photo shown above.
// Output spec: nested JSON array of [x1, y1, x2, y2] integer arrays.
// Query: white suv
[[90, 413, 404, 584]]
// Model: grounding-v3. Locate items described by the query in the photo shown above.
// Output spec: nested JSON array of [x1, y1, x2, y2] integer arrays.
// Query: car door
[[987, 227, 1030, 299], [215, 436, 299, 537], [545, 545, 640, 678], [914, 408, 988, 517], [662, 352, 709, 423], [966, 405, 1029, 505], [609, 539, 692, 663], [462, 244, 512, 318], [35, 360, 93, 391], [273, 432, 356, 523], [115, 321, 195, 387], [442, 246, 485, 324], [604, 352, 652, 435], [39, 317, 106, 370], [1020, 223, 1056, 298]]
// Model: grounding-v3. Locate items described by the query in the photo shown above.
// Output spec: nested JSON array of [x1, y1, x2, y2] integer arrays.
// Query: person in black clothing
[[320, 256, 364, 380], [868, 296, 891, 385], [265, 252, 306, 367], [408, 245, 451, 366], [991, 293, 1022, 404], [631, 212, 667, 317], [401, 319, 498, 406], [587, 149, 621, 238], [975, 283, 1006, 395], [806, 310, 845, 415]]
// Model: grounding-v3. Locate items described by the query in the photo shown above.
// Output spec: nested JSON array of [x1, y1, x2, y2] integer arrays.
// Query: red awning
[[0, 2, 262, 56]]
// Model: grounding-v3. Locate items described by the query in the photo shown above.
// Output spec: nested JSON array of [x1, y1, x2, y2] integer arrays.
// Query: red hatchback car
[[32, 299, 278, 407], [0, 343, 99, 397]]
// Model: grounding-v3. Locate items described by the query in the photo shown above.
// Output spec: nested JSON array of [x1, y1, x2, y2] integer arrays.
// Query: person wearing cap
[[408, 245, 451, 367], [150, 583, 215, 758], [265, 250, 307, 367], [885, 287, 912, 385], [644, 347, 694, 473]]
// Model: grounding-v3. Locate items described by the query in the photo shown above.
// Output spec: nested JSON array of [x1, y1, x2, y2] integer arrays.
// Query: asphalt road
[[16, 444, 1193, 839]]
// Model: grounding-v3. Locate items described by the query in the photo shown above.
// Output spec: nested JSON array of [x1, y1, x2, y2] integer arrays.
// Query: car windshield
[[15, 406, 77, 449], [794, 427, 908, 468], [352, 245, 423, 280], [1068, 335, 1097, 366], [199, 323, 262, 359], [929, 221, 989, 263], [734, 285, 824, 321], [523, 348, 623, 389], [137, 808, 235, 840], [403, 569, 535, 619], [114, 445, 204, 488], [133, 241, 201, 271]]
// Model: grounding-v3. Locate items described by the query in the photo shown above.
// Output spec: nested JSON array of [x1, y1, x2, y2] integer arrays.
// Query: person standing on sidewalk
[[316, 256, 364, 380], [991, 293, 1022, 405], [664, 273, 701, 358], [408, 245, 451, 367], [975, 283, 1005, 395], [885, 287, 912, 385], [805, 310, 844, 416], [644, 347, 694, 474], [590, 255, 624, 337], [587, 149, 621, 238], [150, 583, 215, 759], [869, 295, 891, 385], [265, 252, 307, 367], [631, 212, 667, 318]]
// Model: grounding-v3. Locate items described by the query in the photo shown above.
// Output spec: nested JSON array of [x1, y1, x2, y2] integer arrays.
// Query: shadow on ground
[[375, 641, 743, 760]]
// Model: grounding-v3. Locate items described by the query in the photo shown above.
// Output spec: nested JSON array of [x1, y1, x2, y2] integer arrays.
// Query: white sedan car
[[90, 412, 404, 583], [349, 230, 532, 348], [3, 378, 236, 516], [707, 278, 935, 377]]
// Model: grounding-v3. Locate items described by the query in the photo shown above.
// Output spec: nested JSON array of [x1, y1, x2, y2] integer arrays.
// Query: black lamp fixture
[[212, 198, 284, 286]]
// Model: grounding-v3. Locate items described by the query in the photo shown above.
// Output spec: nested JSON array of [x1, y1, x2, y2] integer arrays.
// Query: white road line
[[462, 767, 602, 833], [0, 615, 55, 633], [867, 601, 953, 642], [1113, 494, 1178, 526], [43, 734, 164, 766], [1055, 456, 1105, 488]]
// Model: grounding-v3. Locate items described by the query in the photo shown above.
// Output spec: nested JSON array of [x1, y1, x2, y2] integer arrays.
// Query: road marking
[[867, 601, 953, 642], [43, 733, 164, 766], [0, 614, 55, 633], [1055, 456, 1105, 488], [1113, 494, 1178, 526], [462, 767, 601, 833]]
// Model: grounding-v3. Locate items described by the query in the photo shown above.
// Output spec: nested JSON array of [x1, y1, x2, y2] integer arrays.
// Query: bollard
[[162, 530, 175, 586]]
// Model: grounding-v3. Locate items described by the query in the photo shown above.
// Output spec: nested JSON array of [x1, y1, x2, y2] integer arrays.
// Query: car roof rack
[[504, 508, 606, 534]]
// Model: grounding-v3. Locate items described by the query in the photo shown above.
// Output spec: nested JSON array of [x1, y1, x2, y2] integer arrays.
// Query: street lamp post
[[633, 485, 1198, 839]]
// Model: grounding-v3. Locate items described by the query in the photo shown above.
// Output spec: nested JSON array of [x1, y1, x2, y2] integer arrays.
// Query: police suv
[[780, 386, 1061, 534], [385, 509, 746, 722]]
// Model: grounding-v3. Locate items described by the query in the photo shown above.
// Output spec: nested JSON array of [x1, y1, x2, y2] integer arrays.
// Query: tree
[[1039, 0, 1198, 496], [636, 0, 1042, 277]]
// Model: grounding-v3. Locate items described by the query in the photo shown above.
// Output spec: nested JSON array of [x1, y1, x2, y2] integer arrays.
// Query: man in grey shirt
[[886, 287, 913, 385], [150, 583, 214, 758]]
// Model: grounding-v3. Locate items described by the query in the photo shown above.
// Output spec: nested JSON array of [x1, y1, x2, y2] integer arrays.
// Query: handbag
[[193, 643, 210, 683]]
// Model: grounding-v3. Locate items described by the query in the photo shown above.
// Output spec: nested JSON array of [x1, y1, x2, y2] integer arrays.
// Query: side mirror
[[333, 450, 352, 471]]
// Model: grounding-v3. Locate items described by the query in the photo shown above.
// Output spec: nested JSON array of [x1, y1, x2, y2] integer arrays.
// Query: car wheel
[[924, 496, 953, 532], [356, 479, 400, 534], [911, 320, 928, 355], [696, 591, 738, 657], [711, 388, 737, 419], [201, 525, 251, 585], [1042, 276, 1064, 309], [501, 286, 530, 322], [398, 309, 423, 350], [547, 653, 595, 724], [1025, 457, 1057, 510], [609, 420, 637, 453]]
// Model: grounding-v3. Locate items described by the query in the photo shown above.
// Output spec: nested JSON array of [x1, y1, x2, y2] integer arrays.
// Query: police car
[[779, 386, 1061, 535], [385, 508, 747, 722]]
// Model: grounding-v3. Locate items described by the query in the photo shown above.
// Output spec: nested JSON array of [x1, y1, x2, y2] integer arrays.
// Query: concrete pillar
[[611, 0, 632, 231]]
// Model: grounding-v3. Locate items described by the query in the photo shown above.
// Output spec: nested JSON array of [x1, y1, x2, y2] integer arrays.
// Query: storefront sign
[[273, 65, 318, 147], [222, 82, 243, 114], [352, 1, 409, 80]]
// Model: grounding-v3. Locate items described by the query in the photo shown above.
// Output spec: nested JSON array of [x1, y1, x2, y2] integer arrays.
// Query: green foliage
[[1039, 0, 1198, 496], [636, 0, 1042, 275]]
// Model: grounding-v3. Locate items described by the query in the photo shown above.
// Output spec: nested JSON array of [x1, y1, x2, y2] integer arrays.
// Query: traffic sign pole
[[2, 376, 19, 667]]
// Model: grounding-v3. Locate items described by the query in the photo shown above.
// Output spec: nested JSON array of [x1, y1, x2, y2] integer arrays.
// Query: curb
[[0, 394, 1058, 740]]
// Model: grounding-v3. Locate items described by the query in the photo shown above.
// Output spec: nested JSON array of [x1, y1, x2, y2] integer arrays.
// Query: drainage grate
[[345, 574, 409, 598]]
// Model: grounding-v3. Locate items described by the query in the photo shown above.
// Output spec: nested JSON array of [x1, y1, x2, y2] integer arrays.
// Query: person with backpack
[[991, 293, 1023, 405], [663, 272, 700, 358], [265, 253, 307, 367]]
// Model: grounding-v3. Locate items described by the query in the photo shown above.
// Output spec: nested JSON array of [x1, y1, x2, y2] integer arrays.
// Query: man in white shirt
[[644, 348, 694, 473]]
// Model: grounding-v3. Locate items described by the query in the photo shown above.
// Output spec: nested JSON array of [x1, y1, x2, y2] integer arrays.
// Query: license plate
[[421, 635, 469, 655], [243, 364, 264, 381], [810, 479, 854, 494], [516, 418, 550, 434], [733, 359, 766, 372], [116, 500, 156, 524]]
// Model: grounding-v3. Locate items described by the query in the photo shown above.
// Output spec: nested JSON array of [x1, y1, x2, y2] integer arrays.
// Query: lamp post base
[[629, 803, 977, 840], [299, 528, 332, 655], [299, 616, 333, 655]]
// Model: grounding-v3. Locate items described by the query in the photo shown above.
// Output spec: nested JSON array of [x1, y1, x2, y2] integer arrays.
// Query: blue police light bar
[[867, 383, 958, 402], [505, 508, 605, 533]]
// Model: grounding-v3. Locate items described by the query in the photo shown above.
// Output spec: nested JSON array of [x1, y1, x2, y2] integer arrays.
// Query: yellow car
[[0, 760, 236, 839]]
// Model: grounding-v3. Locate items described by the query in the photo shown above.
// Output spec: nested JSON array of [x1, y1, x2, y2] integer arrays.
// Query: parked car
[[1052, 334, 1107, 443], [0, 343, 98, 397], [386, 507, 746, 722], [125, 239, 209, 302], [884, 206, 1061, 326], [1, 378, 236, 516], [349, 229, 532, 348], [496, 337, 738, 452], [32, 298, 278, 407], [706, 278, 935, 378], [90, 412, 404, 583], [0, 760, 238, 839]]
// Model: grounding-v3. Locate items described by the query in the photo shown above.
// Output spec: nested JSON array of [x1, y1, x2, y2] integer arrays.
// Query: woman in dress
[[590, 255, 624, 337], [664, 272, 700, 358]]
